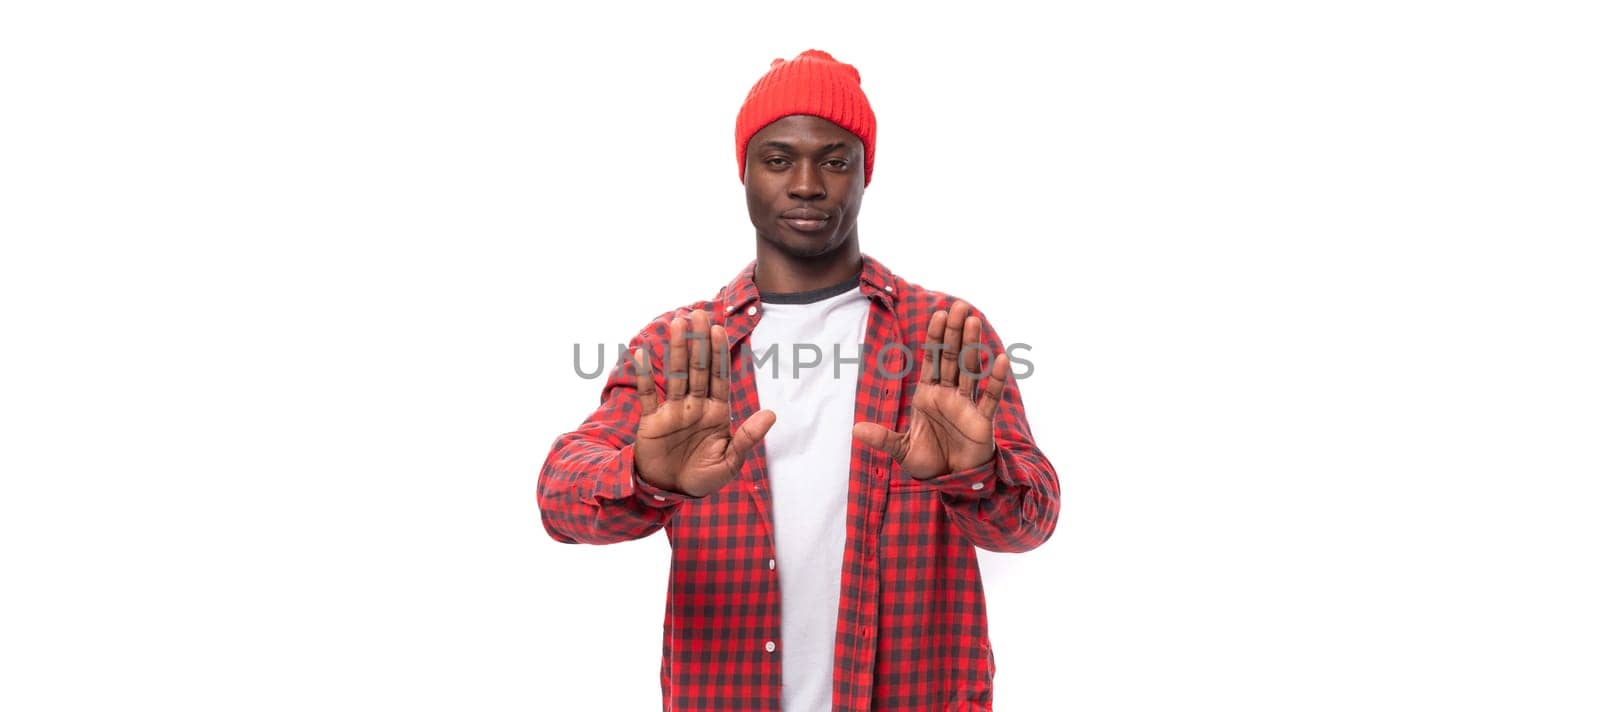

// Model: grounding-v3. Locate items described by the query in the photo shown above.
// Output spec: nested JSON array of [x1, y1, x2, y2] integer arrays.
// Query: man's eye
[[825, 160, 848, 169], [765, 157, 790, 167]]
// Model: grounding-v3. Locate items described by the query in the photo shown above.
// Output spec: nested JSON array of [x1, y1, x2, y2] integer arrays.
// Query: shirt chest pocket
[[884, 460, 935, 492]]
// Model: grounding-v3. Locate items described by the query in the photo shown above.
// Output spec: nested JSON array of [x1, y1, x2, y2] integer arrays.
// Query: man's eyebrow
[[756, 140, 854, 154]]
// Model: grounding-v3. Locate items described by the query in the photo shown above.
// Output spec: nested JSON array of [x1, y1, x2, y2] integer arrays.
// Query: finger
[[709, 323, 730, 402], [957, 314, 984, 400], [976, 352, 1011, 421], [727, 409, 777, 465], [688, 309, 710, 398], [851, 422, 903, 461], [940, 300, 971, 387], [665, 316, 688, 400], [633, 347, 658, 414], [920, 310, 947, 385], [710, 321, 732, 400]]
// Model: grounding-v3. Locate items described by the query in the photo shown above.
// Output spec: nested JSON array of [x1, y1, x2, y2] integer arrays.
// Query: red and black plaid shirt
[[539, 254, 1061, 711]]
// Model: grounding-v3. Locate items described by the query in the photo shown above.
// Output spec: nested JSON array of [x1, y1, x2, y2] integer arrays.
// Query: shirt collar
[[717, 252, 900, 318]]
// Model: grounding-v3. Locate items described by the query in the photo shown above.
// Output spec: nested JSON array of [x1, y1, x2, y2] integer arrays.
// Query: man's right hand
[[631, 309, 776, 498]]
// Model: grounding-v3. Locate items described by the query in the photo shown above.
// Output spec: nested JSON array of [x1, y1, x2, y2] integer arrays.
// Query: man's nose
[[787, 162, 825, 200]]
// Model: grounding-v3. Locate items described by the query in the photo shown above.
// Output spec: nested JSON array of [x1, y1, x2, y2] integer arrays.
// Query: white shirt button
[[764, 640, 776, 653], [746, 304, 759, 316], [885, 285, 893, 292], [724, 305, 734, 313], [971, 482, 985, 491], [768, 559, 776, 570]]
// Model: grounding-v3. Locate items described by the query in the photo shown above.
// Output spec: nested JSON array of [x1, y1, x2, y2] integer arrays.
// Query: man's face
[[744, 114, 865, 259]]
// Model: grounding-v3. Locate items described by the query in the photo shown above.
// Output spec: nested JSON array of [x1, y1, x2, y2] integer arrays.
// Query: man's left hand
[[852, 300, 1010, 479]]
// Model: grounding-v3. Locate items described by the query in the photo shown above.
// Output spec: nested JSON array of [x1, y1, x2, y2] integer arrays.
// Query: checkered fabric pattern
[[538, 253, 1061, 711]]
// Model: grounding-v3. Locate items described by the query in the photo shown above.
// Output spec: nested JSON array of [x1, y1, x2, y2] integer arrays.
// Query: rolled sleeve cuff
[[921, 451, 1001, 501]]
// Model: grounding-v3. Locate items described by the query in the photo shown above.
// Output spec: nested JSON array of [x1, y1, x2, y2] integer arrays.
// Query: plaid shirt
[[539, 253, 1061, 711]]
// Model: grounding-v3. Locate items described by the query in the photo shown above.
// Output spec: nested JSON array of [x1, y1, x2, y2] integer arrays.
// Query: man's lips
[[780, 209, 829, 232], [780, 217, 829, 232]]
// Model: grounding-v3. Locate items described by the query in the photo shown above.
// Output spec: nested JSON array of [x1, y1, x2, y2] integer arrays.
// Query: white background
[[3, 1, 1597, 710]]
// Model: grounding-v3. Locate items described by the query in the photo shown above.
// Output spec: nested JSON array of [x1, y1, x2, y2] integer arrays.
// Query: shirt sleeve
[[537, 314, 693, 544], [924, 306, 1062, 553]]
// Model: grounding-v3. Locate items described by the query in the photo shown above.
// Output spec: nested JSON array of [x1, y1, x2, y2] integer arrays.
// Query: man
[[538, 49, 1060, 712]]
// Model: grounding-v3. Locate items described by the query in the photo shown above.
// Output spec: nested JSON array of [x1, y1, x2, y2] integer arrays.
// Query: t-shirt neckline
[[757, 268, 863, 305]]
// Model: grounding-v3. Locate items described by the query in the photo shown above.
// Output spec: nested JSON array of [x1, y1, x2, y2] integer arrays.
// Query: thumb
[[852, 422, 902, 459], [726, 409, 777, 466]]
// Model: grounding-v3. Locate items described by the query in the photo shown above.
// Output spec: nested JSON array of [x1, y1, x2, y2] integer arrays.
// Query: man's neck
[[752, 239, 863, 295]]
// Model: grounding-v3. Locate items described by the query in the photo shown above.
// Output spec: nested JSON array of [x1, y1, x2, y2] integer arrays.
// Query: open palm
[[853, 300, 1009, 479], [633, 309, 776, 498]]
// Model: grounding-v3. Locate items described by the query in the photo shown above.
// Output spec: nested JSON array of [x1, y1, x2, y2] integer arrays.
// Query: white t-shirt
[[746, 277, 870, 712]]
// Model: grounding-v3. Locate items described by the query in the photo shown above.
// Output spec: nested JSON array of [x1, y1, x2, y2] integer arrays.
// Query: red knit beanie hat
[[735, 49, 877, 187]]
